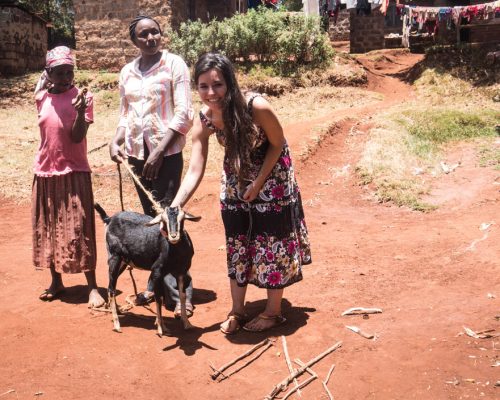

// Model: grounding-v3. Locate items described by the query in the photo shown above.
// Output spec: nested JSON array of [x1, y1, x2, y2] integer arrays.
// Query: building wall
[[0, 5, 47, 76], [328, 9, 350, 41], [73, 0, 180, 71], [349, 9, 385, 53]]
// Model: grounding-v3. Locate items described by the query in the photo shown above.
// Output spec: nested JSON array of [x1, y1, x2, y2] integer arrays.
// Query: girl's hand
[[72, 88, 88, 112], [242, 181, 261, 202]]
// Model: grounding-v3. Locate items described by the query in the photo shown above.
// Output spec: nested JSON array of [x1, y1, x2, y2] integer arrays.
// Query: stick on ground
[[322, 364, 336, 400], [210, 338, 272, 380], [218, 341, 273, 381], [264, 341, 342, 400], [341, 307, 382, 316], [282, 335, 301, 397], [345, 325, 375, 339]]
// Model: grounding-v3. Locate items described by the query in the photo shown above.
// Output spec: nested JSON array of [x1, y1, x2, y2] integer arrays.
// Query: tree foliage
[[166, 7, 333, 75], [17, 0, 74, 47]]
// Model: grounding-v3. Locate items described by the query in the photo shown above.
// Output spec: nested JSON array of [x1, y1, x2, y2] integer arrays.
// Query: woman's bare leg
[[220, 279, 248, 333], [243, 288, 284, 331]]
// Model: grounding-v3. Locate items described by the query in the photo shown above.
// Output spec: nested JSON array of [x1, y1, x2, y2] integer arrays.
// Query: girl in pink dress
[[32, 46, 105, 308]]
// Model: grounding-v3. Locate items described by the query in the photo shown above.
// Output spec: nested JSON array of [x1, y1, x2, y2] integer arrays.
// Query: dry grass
[[356, 98, 500, 211]]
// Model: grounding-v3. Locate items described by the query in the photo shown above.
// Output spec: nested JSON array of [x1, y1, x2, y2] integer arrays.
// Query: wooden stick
[[264, 341, 342, 399], [282, 336, 301, 397], [294, 359, 318, 378], [282, 375, 316, 400], [341, 307, 382, 316], [218, 341, 273, 381], [120, 160, 163, 215], [282, 359, 318, 400], [345, 325, 375, 339], [210, 338, 271, 380], [297, 358, 335, 400], [324, 364, 336, 386], [322, 381, 334, 400], [323, 364, 336, 400]]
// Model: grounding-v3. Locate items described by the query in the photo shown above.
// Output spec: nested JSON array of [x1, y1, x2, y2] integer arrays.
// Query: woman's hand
[[109, 127, 127, 163], [142, 147, 164, 180], [242, 180, 261, 202], [109, 142, 127, 163]]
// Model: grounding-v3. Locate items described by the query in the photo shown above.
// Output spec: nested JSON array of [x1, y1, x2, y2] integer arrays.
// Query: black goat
[[94, 203, 200, 336]]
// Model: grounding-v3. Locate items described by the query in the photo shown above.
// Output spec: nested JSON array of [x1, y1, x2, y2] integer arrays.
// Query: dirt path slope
[[0, 50, 498, 400]]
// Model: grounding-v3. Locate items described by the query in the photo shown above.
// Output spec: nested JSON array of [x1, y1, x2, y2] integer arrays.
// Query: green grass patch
[[403, 109, 499, 144]]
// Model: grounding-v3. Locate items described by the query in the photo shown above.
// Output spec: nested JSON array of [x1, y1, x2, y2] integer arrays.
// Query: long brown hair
[[194, 53, 257, 186]]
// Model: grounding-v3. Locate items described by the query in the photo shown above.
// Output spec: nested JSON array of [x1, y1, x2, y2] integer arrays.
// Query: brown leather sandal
[[220, 312, 249, 335], [242, 313, 286, 332]]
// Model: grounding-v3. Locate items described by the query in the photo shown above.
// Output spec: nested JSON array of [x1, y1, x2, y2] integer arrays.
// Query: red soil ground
[[0, 50, 498, 400]]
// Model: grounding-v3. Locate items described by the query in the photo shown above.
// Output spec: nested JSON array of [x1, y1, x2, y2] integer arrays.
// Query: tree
[[17, 0, 75, 47]]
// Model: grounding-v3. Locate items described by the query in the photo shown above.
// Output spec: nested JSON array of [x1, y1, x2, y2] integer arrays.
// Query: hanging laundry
[[357, 0, 371, 15]]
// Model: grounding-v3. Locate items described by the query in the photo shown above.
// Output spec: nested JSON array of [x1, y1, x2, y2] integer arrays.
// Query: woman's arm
[[242, 96, 286, 202], [109, 72, 129, 163], [170, 117, 211, 208]]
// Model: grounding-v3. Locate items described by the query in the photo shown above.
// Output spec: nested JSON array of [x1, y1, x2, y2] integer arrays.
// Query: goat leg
[[178, 275, 193, 330], [155, 297, 167, 337], [109, 292, 122, 333]]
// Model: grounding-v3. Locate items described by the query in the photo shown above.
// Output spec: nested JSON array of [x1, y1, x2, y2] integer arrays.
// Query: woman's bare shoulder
[[245, 92, 271, 110]]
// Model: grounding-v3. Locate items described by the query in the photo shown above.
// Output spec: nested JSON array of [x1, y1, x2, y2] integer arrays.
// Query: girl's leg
[[220, 279, 248, 334], [84, 270, 105, 308], [243, 288, 285, 331]]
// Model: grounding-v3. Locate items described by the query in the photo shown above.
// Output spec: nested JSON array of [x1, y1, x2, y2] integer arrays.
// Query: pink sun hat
[[45, 46, 75, 69]]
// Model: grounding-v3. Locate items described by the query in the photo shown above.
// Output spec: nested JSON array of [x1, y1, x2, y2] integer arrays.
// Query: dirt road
[[0, 50, 498, 400]]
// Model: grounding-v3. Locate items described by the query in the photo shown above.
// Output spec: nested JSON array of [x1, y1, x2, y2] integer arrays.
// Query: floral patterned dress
[[200, 95, 311, 289]]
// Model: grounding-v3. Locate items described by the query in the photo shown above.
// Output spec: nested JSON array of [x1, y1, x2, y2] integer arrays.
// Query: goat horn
[[145, 214, 163, 226]]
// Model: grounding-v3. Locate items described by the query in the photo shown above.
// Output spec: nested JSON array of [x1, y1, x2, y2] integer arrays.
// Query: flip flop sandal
[[242, 314, 286, 333], [220, 312, 249, 335], [174, 303, 194, 319]]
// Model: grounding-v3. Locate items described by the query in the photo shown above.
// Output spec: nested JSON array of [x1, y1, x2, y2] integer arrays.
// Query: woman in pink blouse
[[109, 15, 195, 316], [33, 46, 105, 308]]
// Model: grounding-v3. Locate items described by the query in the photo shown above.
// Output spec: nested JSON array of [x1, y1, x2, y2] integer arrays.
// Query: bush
[[165, 8, 333, 74]]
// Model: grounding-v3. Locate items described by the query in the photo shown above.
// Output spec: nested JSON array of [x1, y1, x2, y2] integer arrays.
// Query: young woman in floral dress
[[169, 52, 311, 333]]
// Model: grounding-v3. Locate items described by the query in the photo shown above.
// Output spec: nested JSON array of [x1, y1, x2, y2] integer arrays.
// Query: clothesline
[[402, 0, 500, 25]]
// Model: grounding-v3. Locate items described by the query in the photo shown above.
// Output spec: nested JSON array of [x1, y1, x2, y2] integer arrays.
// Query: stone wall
[[0, 5, 47, 76], [349, 9, 385, 53], [328, 9, 350, 42], [73, 0, 179, 71]]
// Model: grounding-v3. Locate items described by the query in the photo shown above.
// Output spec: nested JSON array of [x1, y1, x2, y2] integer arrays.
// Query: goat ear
[[145, 214, 163, 226], [184, 212, 201, 222]]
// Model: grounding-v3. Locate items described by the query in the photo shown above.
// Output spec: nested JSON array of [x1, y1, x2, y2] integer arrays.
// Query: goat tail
[[94, 202, 111, 224]]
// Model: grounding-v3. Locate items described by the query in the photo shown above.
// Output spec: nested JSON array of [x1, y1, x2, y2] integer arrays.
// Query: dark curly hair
[[194, 53, 258, 187]]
